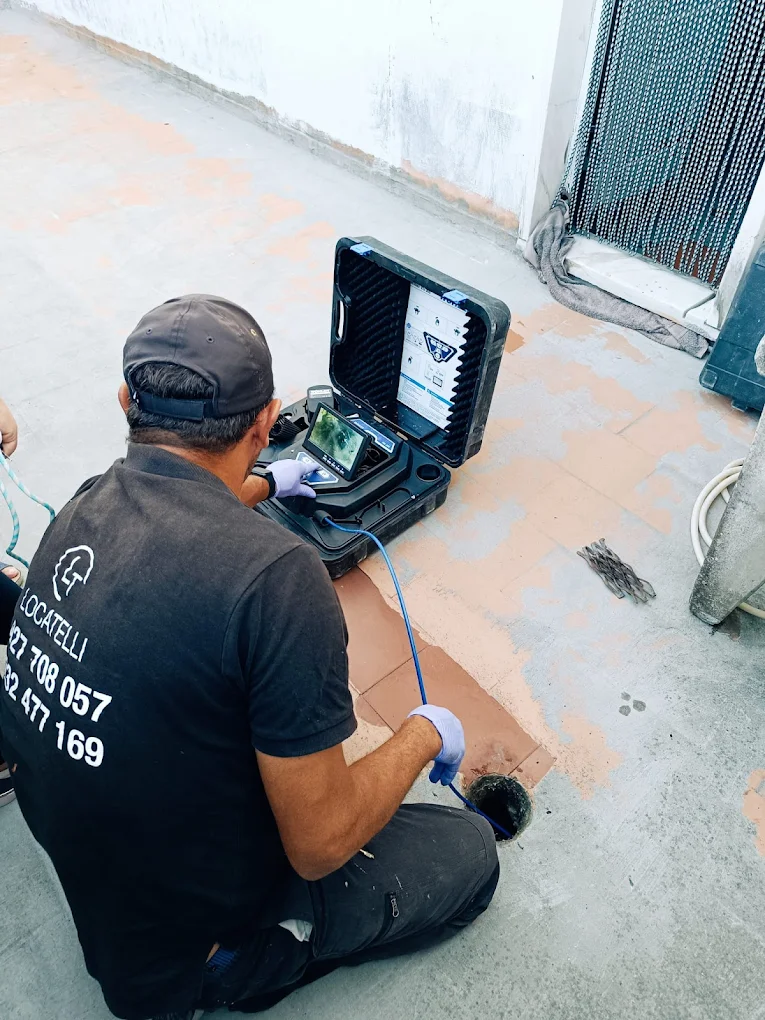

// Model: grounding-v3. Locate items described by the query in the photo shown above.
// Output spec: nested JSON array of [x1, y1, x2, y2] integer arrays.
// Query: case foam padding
[[332, 247, 489, 464]]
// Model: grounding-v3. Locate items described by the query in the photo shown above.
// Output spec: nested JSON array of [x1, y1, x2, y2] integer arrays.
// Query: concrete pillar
[[690, 407, 765, 624]]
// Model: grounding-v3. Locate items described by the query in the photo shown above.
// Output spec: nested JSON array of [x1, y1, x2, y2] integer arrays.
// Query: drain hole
[[416, 463, 441, 481], [464, 774, 533, 842]]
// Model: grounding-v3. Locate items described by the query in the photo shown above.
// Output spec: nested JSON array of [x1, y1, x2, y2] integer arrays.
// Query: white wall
[[24, 0, 583, 231], [523, 0, 597, 237]]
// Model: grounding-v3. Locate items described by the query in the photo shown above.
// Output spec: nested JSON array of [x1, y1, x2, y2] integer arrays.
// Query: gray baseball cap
[[123, 294, 274, 420]]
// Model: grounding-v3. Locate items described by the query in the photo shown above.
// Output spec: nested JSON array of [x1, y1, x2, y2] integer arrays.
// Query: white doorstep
[[565, 236, 720, 339]]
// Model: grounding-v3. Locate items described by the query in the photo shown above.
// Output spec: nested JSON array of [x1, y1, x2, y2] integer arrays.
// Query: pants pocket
[[378, 891, 400, 942]]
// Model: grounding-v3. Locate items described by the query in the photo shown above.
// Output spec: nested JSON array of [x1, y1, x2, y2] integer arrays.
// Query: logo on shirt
[[53, 545, 95, 602], [424, 331, 457, 364]]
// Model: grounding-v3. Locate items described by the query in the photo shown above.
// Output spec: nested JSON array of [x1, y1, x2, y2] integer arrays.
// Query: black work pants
[[199, 803, 499, 1014], [0, 570, 21, 762], [0, 569, 20, 645]]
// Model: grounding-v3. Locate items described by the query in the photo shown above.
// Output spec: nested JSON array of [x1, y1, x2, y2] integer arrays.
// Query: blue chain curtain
[[562, 0, 765, 286]]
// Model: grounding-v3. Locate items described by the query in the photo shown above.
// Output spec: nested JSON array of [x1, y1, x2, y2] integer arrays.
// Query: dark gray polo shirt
[[0, 444, 354, 1018]]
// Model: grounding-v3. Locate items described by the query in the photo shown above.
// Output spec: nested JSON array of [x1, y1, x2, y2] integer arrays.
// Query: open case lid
[[329, 236, 511, 468]]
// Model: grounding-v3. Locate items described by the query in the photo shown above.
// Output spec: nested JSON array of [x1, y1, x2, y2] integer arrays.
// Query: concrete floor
[[1, 9, 765, 1020]]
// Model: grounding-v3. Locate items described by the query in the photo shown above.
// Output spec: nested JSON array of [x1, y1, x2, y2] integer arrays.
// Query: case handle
[[333, 295, 347, 343]]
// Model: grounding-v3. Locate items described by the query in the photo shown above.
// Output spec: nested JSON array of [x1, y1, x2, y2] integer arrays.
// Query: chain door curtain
[[561, 0, 765, 286]]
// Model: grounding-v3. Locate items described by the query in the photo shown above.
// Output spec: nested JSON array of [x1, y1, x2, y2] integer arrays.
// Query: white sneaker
[[0, 763, 16, 807]]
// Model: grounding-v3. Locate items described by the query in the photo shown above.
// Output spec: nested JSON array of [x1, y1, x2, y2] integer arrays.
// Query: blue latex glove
[[267, 459, 317, 499], [408, 705, 465, 786]]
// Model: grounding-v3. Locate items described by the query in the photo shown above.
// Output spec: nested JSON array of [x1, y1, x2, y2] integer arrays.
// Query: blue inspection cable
[[0, 452, 56, 568], [324, 519, 513, 840]]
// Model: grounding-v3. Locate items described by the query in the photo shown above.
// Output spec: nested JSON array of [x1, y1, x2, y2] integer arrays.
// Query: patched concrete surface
[[1, 10, 764, 1020]]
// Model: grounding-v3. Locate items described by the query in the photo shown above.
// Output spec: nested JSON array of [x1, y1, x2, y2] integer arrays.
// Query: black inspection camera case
[[699, 242, 765, 413], [255, 237, 510, 579]]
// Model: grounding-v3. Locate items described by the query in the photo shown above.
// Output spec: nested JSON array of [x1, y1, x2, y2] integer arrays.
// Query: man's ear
[[118, 382, 131, 415], [251, 398, 282, 447]]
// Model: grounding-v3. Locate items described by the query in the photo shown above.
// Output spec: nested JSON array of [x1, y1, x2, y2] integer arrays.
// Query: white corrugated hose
[[690, 458, 765, 619]]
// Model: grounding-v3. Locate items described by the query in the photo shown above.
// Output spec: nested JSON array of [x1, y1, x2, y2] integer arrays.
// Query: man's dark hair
[[126, 363, 271, 453]]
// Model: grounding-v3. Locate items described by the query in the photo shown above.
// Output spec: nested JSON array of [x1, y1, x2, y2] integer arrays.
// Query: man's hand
[[0, 399, 18, 457], [257, 708, 457, 881], [239, 459, 318, 507], [408, 705, 466, 785], [268, 459, 317, 499]]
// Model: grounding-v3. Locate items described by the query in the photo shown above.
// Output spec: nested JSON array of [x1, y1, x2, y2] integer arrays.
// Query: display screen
[[304, 404, 369, 479]]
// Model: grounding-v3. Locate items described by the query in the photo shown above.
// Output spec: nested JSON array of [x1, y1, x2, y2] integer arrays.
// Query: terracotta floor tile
[[484, 519, 558, 588], [511, 303, 578, 343], [512, 353, 654, 434], [504, 328, 525, 354], [365, 645, 539, 782], [620, 392, 720, 458], [524, 469, 624, 550], [560, 429, 687, 534], [559, 429, 657, 508], [420, 513, 557, 602], [620, 469, 680, 535], [334, 567, 427, 694], [432, 469, 503, 519], [511, 746, 556, 789], [351, 689, 388, 728], [463, 452, 573, 508], [344, 691, 394, 765]]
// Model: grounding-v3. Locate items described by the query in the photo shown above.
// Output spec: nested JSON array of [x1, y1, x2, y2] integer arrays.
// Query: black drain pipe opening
[[465, 774, 533, 842]]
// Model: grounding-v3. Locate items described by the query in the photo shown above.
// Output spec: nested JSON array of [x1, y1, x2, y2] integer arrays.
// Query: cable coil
[[0, 452, 56, 568], [690, 458, 765, 619]]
